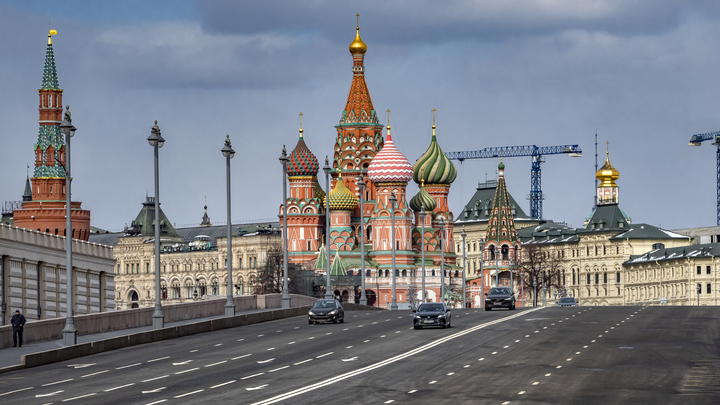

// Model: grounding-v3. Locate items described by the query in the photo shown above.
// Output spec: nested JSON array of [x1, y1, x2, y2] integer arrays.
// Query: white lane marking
[[173, 360, 192, 366], [395, 331, 401, 334], [566, 358, 572, 362], [205, 361, 228, 368], [429, 381, 437, 385], [598, 335, 603, 337], [0, 387, 33, 397], [269, 366, 290, 373], [250, 308, 544, 405], [576, 352, 581, 355], [515, 340, 520, 343], [147, 356, 170, 363], [384, 400, 394, 404], [232, 354, 251, 360], [605, 330, 609, 333], [145, 400, 168, 405], [532, 382, 539, 385], [210, 381, 236, 389], [294, 327, 300, 329], [503, 346, 509, 349], [346, 346, 353, 349], [357, 325, 364, 328], [258, 334, 265, 337], [277, 330, 282, 333], [447, 372, 455, 376], [308, 337, 315, 340], [591, 340, 596, 343], [62, 393, 97, 401], [36, 390, 63, 397], [268, 348, 276, 351], [238, 338, 245, 342], [478, 358, 485, 361], [380, 335, 386, 338], [288, 342, 296, 345], [492, 352, 497, 355], [67, 363, 95, 369], [294, 359, 312, 365], [373, 322, 378, 324], [174, 389, 204, 398], [116, 363, 142, 370], [342, 357, 358, 362], [545, 373, 552, 376], [215, 344, 223, 347], [518, 391, 526, 395], [142, 387, 167, 393], [464, 365, 470, 368], [398, 316, 402, 319], [316, 352, 334, 358], [190, 350, 199, 353], [502, 402, 510, 405], [141, 375, 169, 383], [241, 373, 265, 380], [326, 333, 332, 335], [364, 340, 370, 343], [543, 327, 547, 329], [247, 385, 269, 391], [81, 370, 108, 378], [557, 365, 562, 369], [257, 358, 275, 364], [104, 383, 135, 392], [408, 389, 417, 394], [584, 345, 588, 348], [343, 328, 349, 331], [175, 368, 199, 374], [534, 331, 539, 333], [42, 379, 73, 387], [611, 327, 615, 329]]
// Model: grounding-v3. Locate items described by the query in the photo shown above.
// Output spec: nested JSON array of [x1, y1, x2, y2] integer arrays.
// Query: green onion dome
[[409, 181, 436, 212], [498, 160, 505, 171], [328, 174, 358, 211], [314, 178, 326, 202], [287, 128, 319, 177], [412, 124, 457, 185]]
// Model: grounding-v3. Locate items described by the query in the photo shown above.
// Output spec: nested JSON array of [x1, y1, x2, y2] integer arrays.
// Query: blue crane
[[445, 145, 583, 220], [688, 130, 720, 225]]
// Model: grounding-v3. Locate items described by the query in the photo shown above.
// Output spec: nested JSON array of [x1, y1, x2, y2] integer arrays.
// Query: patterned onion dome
[[328, 176, 358, 210], [413, 124, 457, 185], [409, 181, 436, 212], [314, 178, 326, 201], [287, 129, 319, 177], [367, 127, 413, 183]]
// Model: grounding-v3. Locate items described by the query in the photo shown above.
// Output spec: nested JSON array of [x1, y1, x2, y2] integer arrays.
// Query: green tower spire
[[41, 31, 60, 90]]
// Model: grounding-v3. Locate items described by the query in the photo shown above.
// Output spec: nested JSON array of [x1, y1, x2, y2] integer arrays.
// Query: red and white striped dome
[[368, 130, 413, 183]]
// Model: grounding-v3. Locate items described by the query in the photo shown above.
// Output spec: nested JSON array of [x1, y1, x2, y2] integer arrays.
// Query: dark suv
[[485, 287, 515, 310], [413, 302, 451, 329]]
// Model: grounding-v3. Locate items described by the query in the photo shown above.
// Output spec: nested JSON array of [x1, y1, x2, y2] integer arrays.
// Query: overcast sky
[[2, 0, 720, 232]]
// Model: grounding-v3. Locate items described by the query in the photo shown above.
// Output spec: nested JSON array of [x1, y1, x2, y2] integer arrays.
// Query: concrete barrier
[[0, 294, 317, 349], [0, 305, 312, 374]]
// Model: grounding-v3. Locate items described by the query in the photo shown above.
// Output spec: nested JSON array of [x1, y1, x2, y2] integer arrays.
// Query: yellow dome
[[329, 177, 358, 210], [349, 26, 367, 55], [596, 152, 619, 187]]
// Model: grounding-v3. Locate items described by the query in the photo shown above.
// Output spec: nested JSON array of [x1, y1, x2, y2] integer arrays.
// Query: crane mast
[[688, 130, 720, 225]]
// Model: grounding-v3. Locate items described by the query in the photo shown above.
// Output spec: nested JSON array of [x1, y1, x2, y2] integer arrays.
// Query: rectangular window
[[697, 266, 702, 275], [587, 274, 591, 284], [616, 272, 620, 283], [707, 266, 711, 275], [708, 283, 712, 294], [595, 273, 599, 284], [146, 263, 150, 273], [603, 273, 607, 284]]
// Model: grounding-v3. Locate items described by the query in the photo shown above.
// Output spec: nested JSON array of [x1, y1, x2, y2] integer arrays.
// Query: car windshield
[[312, 300, 336, 309], [559, 297, 575, 303], [489, 288, 511, 295], [418, 303, 444, 312]]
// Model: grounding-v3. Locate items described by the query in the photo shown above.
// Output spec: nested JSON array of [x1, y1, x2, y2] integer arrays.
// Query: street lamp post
[[554, 289, 558, 305], [389, 192, 398, 310], [697, 283, 701, 306], [461, 226, 467, 309], [222, 135, 236, 316], [323, 157, 332, 299], [533, 278, 538, 307], [542, 283, 547, 307], [147, 120, 165, 330], [279, 145, 291, 309], [521, 270, 524, 307], [419, 204, 427, 304], [440, 219, 445, 305], [59, 106, 77, 346], [479, 238, 484, 308], [357, 177, 367, 306], [495, 245, 499, 288]]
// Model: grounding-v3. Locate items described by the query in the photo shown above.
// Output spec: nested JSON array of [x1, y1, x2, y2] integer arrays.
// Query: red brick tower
[[13, 31, 90, 240]]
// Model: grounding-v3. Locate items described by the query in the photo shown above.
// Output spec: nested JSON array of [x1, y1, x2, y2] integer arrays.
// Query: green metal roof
[[455, 180, 532, 224], [626, 242, 719, 264]]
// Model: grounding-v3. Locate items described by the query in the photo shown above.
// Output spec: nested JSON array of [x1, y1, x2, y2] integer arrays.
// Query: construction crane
[[445, 145, 583, 220], [688, 130, 720, 225]]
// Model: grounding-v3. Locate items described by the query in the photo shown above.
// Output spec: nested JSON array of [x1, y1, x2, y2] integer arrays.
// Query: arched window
[[502, 245, 509, 260], [402, 269, 407, 277]]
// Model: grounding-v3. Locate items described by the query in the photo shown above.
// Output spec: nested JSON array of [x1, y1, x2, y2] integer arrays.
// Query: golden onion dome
[[349, 26, 367, 55], [328, 175, 358, 211], [596, 152, 619, 187]]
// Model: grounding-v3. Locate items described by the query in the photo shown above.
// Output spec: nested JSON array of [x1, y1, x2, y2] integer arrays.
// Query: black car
[[556, 297, 579, 307], [413, 302, 451, 329], [308, 299, 344, 324], [485, 287, 515, 310]]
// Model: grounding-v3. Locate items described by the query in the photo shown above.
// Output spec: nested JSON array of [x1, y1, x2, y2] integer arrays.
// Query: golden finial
[[606, 141, 610, 156], [420, 179, 425, 188], [299, 112, 304, 137], [386, 108, 391, 128], [204, 195, 207, 205], [356, 13, 360, 29], [48, 24, 57, 45], [349, 14, 367, 54]]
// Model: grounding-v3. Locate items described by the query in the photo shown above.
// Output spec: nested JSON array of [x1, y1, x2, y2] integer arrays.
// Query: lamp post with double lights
[[279, 145, 291, 308], [419, 204, 427, 304], [147, 120, 165, 330], [59, 106, 77, 346], [439, 218, 445, 305], [389, 192, 398, 310], [461, 226, 467, 309], [323, 157, 332, 299], [222, 135, 236, 316], [357, 177, 367, 306]]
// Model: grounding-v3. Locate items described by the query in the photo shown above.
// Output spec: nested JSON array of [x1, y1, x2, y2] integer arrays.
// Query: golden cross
[[386, 108, 391, 126], [606, 141, 610, 155], [299, 112, 303, 129], [356, 13, 360, 28], [432, 108, 437, 125]]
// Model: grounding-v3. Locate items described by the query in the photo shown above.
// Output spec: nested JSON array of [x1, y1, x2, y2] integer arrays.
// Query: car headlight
[[329, 310, 337, 315], [438, 314, 445, 318], [413, 314, 420, 319], [308, 310, 315, 315], [504, 297, 513, 301]]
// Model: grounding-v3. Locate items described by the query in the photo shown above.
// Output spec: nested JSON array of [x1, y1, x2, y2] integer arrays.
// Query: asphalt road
[[0, 306, 718, 404]]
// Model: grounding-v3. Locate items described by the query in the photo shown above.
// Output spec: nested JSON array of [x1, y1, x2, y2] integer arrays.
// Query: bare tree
[[518, 243, 564, 306], [255, 243, 301, 295]]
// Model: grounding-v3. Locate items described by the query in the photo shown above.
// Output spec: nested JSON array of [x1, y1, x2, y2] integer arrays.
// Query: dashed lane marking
[[364, 340, 370, 343], [503, 346, 509, 349], [238, 339, 245, 342], [210, 381, 236, 389], [464, 365, 470, 368], [104, 383, 135, 392], [205, 361, 227, 367], [566, 358, 572, 362], [42, 379, 73, 387], [429, 381, 437, 385], [408, 390, 417, 394], [241, 373, 265, 380], [172, 360, 192, 366], [316, 352, 334, 358], [518, 391, 526, 395], [447, 372, 454, 376], [346, 346, 353, 349], [62, 393, 97, 402], [478, 358, 485, 361], [381, 335, 386, 338], [116, 363, 141, 370], [492, 352, 497, 355], [141, 375, 169, 383], [190, 350, 199, 353], [36, 390, 63, 397], [80, 370, 108, 378], [575, 352, 581, 355], [174, 390, 204, 398], [532, 382, 539, 385], [247, 385, 269, 391], [145, 400, 167, 405], [556, 366, 562, 369], [384, 401, 394, 404], [232, 354, 251, 360], [175, 368, 199, 375], [1, 388, 33, 398], [294, 359, 312, 365], [268, 348, 276, 351], [215, 344, 222, 346], [147, 356, 170, 363], [545, 373, 551, 377], [257, 358, 275, 364], [288, 342, 296, 345], [269, 366, 290, 373]]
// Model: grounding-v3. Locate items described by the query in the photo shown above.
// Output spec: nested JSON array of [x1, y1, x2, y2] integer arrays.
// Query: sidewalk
[[0, 308, 275, 369]]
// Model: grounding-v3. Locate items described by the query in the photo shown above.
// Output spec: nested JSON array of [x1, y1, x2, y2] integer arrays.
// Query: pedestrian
[[11, 309, 26, 348]]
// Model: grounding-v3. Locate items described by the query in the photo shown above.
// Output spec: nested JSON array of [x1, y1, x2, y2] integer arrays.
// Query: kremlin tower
[[13, 30, 90, 241]]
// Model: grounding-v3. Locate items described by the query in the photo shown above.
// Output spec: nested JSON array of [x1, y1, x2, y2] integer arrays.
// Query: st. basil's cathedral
[[280, 24, 462, 308]]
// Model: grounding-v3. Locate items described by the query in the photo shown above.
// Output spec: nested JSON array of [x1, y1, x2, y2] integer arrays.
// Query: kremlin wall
[[3, 23, 720, 324]]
